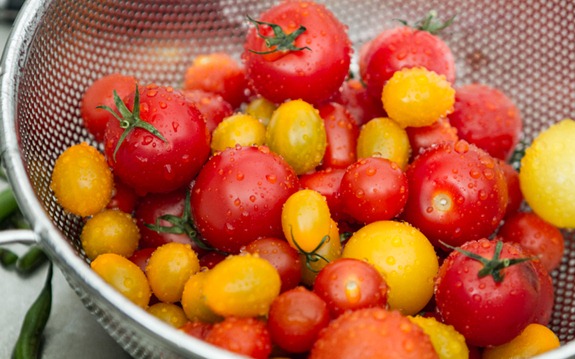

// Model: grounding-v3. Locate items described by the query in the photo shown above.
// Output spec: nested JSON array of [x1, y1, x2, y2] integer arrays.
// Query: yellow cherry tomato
[[81, 209, 140, 261], [91, 253, 151, 309], [342, 220, 439, 315], [146, 302, 188, 328], [520, 119, 575, 228], [245, 96, 277, 126], [300, 219, 342, 287], [50, 142, 113, 217], [181, 270, 223, 323], [281, 189, 333, 253], [203, 253, 281, 317], [145, 242, 200, 303], [265, 99, 327, 175], [409, 315, 469, 359], [482, 323, 560, 359], [382, 67, 455, 128], [210, 113, 266, 154], [356, 117, 411, 169]]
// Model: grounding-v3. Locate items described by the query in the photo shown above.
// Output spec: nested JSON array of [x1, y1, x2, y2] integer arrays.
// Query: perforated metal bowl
[[1, 0, 574, 358]]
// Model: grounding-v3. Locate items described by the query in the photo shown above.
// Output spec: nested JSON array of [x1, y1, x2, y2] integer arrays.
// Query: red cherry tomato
[[205, 317, 272, 359], [498, 160, 524, 218], [242, 0, 352, 105], [318, 102, 359, 170], [106, 176, 139, 214], [401, 140, 508, 249], [191, 146, 300, 253], [313, 258, 388, 318], [435, 239, 541, 347], [183, 89, 234, 133], [267, 286, 330, 354], [333, 78, 386, 127], [299, 167, 346, 222], [405, 117, 458, 161]]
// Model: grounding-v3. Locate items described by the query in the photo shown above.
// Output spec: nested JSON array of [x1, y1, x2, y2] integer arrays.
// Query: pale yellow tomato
[[356, 117, 411, 170], [482, 323, 560, 359]]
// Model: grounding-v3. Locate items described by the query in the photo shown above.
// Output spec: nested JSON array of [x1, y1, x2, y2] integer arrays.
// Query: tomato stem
[[247, 15, 311, 55], [288, 225, 330, 272], [98, 84, 168, 161], [396, 10, 455, 35]]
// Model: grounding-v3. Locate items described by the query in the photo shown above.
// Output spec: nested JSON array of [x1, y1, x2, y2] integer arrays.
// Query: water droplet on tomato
[[454, 140, 469, 154], [266, 174, 277, 184], [469, 168, 481, 179], [386, 256, 396, 265], [142, 135, 154, 145], [366, 167, 376, 176], [233, 198, 241, 207], [172, 121, 179, 132], [225, 223, 235, 231], [355, 189, 365, 198], [146, 90, 158, 97]]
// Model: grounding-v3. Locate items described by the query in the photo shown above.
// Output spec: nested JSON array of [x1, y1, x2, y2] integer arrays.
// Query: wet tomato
[[318, 102, 359, 170]]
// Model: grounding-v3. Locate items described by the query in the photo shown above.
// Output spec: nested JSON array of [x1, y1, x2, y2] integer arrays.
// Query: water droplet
[[159, 101, 167, 109], [454, 140, 469, 154], [142, 135, 154, 145], [266, 174, 277, 184], [236, 172, 245, 181], [172, 121, 179, 131], [146, 90, 158, 97]]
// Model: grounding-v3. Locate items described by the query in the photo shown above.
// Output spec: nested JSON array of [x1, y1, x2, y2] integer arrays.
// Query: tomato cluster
[[49, 1, 571, 358]]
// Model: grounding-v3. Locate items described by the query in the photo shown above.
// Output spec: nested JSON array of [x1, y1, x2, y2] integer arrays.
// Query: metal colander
[[0, 0, 574, 358]]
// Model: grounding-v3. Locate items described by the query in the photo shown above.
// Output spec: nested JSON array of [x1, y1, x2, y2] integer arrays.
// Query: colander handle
[[0, 229, 38, 245]]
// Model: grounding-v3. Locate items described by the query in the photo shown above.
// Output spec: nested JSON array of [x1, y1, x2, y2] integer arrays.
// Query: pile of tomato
[[49, 1, 575, 358]]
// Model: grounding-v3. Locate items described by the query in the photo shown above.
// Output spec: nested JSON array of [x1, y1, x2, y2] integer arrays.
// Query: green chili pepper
[[0, 247, 19, 267], [16, 246, 48, 275], [0, 187, 19, 223], [12, 262, 53, 359]]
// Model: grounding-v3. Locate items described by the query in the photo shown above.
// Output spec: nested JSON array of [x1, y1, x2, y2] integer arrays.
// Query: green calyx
[[97, 84, 167, 161], [396, 10, 455, 35], [247, 15, 311, 55], [145, 190, 222, 254], [445, 240, 536, 283], [288, 225, 330, 273]]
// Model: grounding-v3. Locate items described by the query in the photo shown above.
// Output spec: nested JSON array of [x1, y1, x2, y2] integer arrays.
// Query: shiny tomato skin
[[401, 140, 508, 249], [339, 157, 408, 224], [360, 26, 455, 100], [183, 89, 234, 133], [191, 146, 300, 253], [205, 317, 272, 359], [267, 286, 330, 354], [406, 117, 459, 162], [434, 239, 540, 347], [299, 167, 346, 222], [313, 258, 388, 318], [243, 1, 352, 105], [498, 160, 524, 218], [333, 78, 386, 127], [104, 84, 211, 196], [318, 102, 359, 169], [106, 176, 139, 214]]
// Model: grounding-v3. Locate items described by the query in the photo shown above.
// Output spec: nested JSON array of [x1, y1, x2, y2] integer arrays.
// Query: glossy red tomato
[[81, 73, 137, 142], [447, 83, 522, 161], [191, 145, 300, 253], [205, 317, 272, 359], [318, 102, 359, 170], [106, 176, 139, 214], [313, 258, 388, 318], [299, 167, 346, 222], [434, 239, 541, 347], [497, 211, 565, 273], [242, 0, 352, 105], [267, 286, 330, 354], [359, 19, 455, 101], [405, 117, 458, 161], [243, 237, 302, 293], [339, 157, 408, 224], [401, 140, 508, 249], [498, 160, 524, 218], [183, 89, 234, 133], [333, 78, 386, 127], [104, 84, 211, 195]]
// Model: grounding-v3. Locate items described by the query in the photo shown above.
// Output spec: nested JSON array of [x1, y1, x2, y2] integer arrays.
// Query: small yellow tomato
[[342, 220, 439, 315], [520, 119, 575, 228], [145, 242, 200, 303], [245, 96, 277, 126], [81, 209, 140, 261], [409, 315, 469, 359], [482, 323, 560, 359], [91, 253, 151, 309], [181, 270, 223, 323], [382, 67, 455, 128], [203, 253, 281, 317], [300, 219, 342, 287], [210, 113, 266, 154], [146, 302, 188, 328], [356, 117, 411, 169], [281, 189, 333, 253], [50, 142, 113, 217], [266, 99, 327, 174]]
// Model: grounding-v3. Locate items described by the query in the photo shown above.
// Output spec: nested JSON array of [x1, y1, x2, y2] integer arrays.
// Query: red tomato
[[198, 251, 227, 270], [106, 176, 139, 214], [205, 317, 272, 359], [360, 22, 455, 100], [81, 73, 137, 142], [299, 167, 346, 222], [104, 84, 211, 196], [128, 247, 155, 273], [183, 53, 247, 109], [447, 83, 523, 161], [180, 321, 213, 341], [333, 78, 386, 127], [434, 239, 541, 347], [405, 117, 458, 161], [313, 258, 388, 318], [498, 160, 524, 218], [497, 211, 565, 273], [401, 140, 508, 249], [267, 286, 330, 354], [243, 237, 302, 293], [242, 0, 352, 105], [532, 257, 555, 326], [183, 89, 234, 133], [309, 307, 438, 359], [318, 102, 359, 169], [191, 146, 300, 253], [339, 157, 409, 224]]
